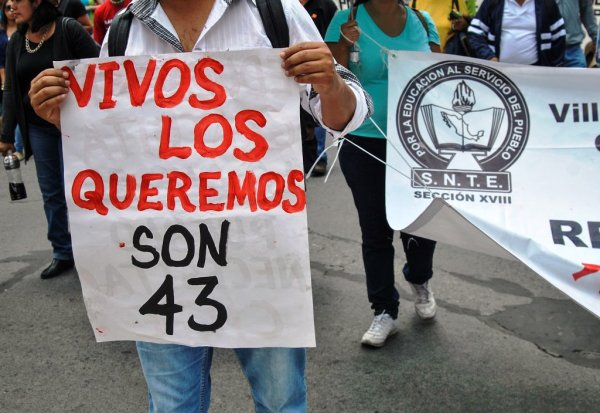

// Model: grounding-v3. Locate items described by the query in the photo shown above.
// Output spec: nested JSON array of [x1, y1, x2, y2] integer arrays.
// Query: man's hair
[[21, 0, 60, 33]]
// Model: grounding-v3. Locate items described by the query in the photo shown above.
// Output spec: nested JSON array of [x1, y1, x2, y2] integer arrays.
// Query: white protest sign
[[58, 49, 315, 347], [386, 52, 600, 317]]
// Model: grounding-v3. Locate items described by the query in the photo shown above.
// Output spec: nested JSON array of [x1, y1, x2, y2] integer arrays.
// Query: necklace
[[110, 0, 126, 5], [25, 25, 50, 54]]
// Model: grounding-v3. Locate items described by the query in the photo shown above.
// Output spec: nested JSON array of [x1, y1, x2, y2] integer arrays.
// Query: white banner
[[58, 49, 315, 347], [386, 52, 600, 317]]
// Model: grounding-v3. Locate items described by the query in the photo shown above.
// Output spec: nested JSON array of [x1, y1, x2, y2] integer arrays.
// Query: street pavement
[[1, 157, 600, 413]]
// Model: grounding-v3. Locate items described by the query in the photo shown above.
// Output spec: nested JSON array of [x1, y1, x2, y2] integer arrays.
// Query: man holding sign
[[29, 0, 372, 412]]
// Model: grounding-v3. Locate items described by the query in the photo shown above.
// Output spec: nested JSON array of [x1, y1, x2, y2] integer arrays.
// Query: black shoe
[[40, 258, 75, 279], [311, 161, 327, 177]]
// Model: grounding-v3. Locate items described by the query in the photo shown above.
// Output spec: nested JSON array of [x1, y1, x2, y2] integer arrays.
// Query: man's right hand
[[29, 68, 71, 130], [0, 142, 15, 156]]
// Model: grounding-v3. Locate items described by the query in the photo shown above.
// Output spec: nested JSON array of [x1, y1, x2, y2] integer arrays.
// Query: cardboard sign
[[58, 49, 315, 347], [386, 52, 600, 317]]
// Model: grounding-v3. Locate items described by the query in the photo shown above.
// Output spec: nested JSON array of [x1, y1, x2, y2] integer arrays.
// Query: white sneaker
[[361, 312, 398, 347], [410, 281, 436, 320]]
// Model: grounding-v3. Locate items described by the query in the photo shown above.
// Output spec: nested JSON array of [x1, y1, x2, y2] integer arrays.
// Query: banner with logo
[[386, 52, 600, 317], [58, 49, 315, 347]]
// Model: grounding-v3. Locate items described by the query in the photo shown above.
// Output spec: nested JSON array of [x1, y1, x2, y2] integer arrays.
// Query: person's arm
[[580, 0, 598, 45], [77, 14, 93, 34], [546, 0, 566, 66], [324, 10, 357, 69], [69, 0, 94, 34], [0, 36, 18, 154], [92, 7, 106, 44], [65, 17, 100, 58], [0, 34, 7, 89], [420, 10, 442, 52], [467, 0, 497, 61]]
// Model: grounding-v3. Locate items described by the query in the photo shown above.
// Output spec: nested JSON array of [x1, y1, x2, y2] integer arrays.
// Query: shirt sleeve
[[420, 10, 441, 46], [0, 33, 8, 69], [580, 0, 598, 44], [93, 6, 106, 44]]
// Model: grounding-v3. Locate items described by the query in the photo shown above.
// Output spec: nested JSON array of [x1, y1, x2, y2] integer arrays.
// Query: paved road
[[1, 158, 599, 413]]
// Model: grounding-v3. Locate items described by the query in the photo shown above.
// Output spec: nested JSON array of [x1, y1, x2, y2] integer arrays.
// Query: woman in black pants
[[325, 0, 438, 348], [0, 0, 98, 279]]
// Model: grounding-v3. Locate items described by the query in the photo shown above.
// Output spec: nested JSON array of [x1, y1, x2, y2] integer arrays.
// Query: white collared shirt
[[499, 0, 538, 64], [101, 0, 371, 136]]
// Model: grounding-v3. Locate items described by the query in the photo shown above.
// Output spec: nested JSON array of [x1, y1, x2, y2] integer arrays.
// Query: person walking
[[0, 0, 23, 159], [28, 0, 372, 411], [555, 0, 598, 67], [325, 0, 439, 348], [0, 0, 99, 279], [468, 0, 566, 66]]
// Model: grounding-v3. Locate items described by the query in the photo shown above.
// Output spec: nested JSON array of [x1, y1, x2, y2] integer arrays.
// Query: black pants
[[339, 135, 436, 319]]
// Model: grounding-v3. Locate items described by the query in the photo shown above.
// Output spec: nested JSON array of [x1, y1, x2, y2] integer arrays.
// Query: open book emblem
[[420, 81, 505, 154], [395, 61, 530, 193]]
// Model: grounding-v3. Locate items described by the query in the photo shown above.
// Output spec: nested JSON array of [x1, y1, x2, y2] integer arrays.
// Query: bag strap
[[256, 0, 289, 48], [411, 8, 430, 38], [108, 10, 134, 57]]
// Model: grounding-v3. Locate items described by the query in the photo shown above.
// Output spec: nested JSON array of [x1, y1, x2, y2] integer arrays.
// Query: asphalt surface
[[1, 156, 600, 413]]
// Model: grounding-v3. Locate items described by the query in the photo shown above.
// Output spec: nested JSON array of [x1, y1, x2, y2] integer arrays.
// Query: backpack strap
[[108, 9, 134, 57], [256, 0, 289, 48]]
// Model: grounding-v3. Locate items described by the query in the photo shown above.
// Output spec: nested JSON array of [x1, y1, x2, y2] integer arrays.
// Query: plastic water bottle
[[4, 151, 27, 201]]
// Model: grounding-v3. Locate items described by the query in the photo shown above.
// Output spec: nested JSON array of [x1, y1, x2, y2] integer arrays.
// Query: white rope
[[306, 118, 432, 193]]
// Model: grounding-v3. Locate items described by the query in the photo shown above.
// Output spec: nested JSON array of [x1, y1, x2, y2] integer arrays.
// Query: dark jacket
[[303, 0, 338, 38], [1, 17, 99, 160], [467, 0, 566, 66]]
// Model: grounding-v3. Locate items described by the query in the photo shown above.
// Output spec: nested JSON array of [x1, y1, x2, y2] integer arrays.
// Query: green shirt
[[325, 5, 431, 138]]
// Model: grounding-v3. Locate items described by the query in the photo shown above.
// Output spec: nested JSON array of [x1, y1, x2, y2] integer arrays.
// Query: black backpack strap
[[108, 9, 134, 57], [256, 0, 289, 48]]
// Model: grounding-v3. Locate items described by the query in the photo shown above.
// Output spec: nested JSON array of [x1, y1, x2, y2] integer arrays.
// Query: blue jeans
[[15, 125, 24, 154], [136, 342, 307, 413], [563, 44, 587, 68], [28, 124, 72, 260], [339, 135, 436, 319], [315, 126, 327, 164]]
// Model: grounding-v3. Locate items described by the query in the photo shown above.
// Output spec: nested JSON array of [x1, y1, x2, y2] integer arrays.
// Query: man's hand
[[280, 41, 356, 131], [280, 41, 344, 97], [0, 142, 15, 156], [29, 68, 70, 130]]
